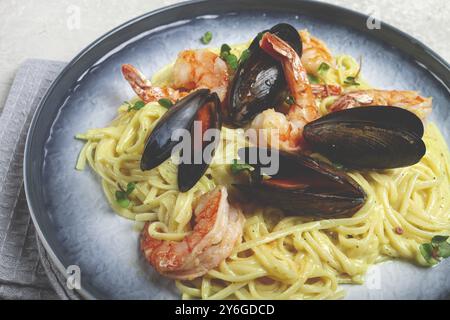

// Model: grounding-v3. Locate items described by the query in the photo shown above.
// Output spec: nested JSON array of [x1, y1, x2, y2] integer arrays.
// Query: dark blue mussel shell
[[303, 106, 426, 169], [140, 89, 221, 192], [227, 23, 302, 126]]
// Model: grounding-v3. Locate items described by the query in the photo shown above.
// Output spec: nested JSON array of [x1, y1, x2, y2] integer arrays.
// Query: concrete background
[[0, 0, 449, 109]]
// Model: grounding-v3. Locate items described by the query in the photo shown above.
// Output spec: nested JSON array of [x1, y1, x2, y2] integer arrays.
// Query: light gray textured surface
[[0, 59, 83, 300], [0, 60, 64, 300], [0, 0, 449, 111]]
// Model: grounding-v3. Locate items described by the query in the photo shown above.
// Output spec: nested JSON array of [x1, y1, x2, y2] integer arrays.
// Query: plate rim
[[23, 0, 450, 300]]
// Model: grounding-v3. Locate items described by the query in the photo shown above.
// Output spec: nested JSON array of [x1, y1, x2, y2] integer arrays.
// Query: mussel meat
[[234, 147, 366, 217], [227, 23, 302, 126], [141, 89, 221, 192], [303, 106, 426, 169]]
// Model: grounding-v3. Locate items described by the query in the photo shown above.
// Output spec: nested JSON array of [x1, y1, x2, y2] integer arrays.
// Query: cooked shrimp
[[260, 32, 319, 123], [329, 89, 432, 120], [122, 64, 185, 103], [122, 49, 229, 104], [251, 108, 300, 150], [299, 30, 333, 76], [140, 186, 244, 280], [172, 49, 229, 102], [251, 32, 319, 151], [311, 84, 342, 98]]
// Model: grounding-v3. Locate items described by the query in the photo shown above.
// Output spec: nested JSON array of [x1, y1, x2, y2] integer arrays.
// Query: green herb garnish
[[225, 54, 239, 70], [307, 74, 319, 84], [220, 44, 239, 70], [200, 31, 213, 45], [158, 98, 173, 108], [285, 95, 296, 105], [333, 162, 344, 170], [420, 235, 450, 266], [220, 44, 232, 57], [344, 76, 360, 86], [126, 100, 146, 112], [231, 159, 254, 175], [239, 49, 251, 64], [115, 182, 136, 208], [317, 62, 330, 74]]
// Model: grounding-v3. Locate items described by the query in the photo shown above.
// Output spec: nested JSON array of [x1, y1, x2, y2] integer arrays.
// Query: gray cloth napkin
[[0, 59, 81, 300]]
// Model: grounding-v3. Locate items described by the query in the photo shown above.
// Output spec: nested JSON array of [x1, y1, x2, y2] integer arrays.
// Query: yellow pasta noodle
[[76, 44, 450, 300]]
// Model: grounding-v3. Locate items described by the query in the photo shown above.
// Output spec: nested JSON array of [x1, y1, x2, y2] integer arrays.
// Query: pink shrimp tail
[[259, 32, 319, 123]]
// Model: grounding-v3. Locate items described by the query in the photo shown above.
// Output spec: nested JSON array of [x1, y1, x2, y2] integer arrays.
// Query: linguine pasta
[[76, 41, 450, 299]]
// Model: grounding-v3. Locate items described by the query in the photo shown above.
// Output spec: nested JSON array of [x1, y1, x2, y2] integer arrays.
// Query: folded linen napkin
[[0, 59, 81, 300]]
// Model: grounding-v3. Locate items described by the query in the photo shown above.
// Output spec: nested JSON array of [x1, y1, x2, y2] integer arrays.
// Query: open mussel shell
[[140, 89, 221, 192], [141, 89, 211, 171], [178, 93, 222, 192], [234, 147, 366, 217], [227, 23, 302, 126], [303, 106, 426, 169]]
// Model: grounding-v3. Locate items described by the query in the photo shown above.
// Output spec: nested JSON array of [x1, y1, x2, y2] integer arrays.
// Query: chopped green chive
[[115, 193, 130, 208], [239, 49, 251, 64], [225, 54, 238, 70], [433, 235, 450, 258], [220, 44, 232, 57], [200, 31, 213, 45], [126, 100, 146, 112], [344, 76, 360, 86], [285, 95, 296, 105], [115, 182, 136, 208], [317, 62, 330, 74], [220, 44, 239, 70], [420, 235, 450, 266], [133, 101, 146, 110], [307, 74, 319, 84], [158, 98, 173, 109], [231, 159, 254, 175], [420, 243, 438, 265], [126, 182, 136, 194]]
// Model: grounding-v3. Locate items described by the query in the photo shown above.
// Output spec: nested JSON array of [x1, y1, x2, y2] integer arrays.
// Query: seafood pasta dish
[[76, 24, 450, 299]]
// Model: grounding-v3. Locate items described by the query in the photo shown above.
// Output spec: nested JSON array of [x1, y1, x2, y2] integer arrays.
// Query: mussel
[[141, 89, 221, 192], [303, 106, 426, 169], [227, 23, 302, 126], [234, 147, 366, 217]]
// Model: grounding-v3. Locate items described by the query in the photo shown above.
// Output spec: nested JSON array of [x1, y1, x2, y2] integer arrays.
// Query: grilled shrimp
[[311, 84, 342, 98], [122, 64, 185, 103], [172, 49, 229, 102], [251, 32, 319, 151], [122, 49, 229, 104], [329, 89, 432, 120], [140, 186, 244, 280], [299, 30, 333, 76]]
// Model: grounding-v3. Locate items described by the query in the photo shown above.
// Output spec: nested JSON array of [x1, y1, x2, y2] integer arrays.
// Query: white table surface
[[0, 0, 449, 111]]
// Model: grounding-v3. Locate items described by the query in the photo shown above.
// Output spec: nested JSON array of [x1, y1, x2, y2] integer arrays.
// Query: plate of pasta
[[24, 0, 450, 299]]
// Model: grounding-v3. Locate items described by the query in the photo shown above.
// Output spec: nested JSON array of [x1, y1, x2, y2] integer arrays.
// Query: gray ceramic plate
[[24, 0, 450, 300]]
